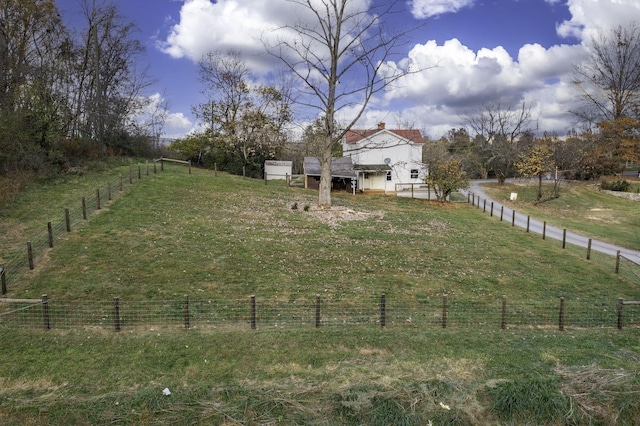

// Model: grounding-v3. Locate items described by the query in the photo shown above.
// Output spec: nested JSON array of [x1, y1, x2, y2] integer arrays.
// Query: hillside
[[1, 164, 639, 425]]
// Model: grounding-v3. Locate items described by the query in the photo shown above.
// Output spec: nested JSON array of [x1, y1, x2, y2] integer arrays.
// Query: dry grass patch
[[556, 363, 640, 423]]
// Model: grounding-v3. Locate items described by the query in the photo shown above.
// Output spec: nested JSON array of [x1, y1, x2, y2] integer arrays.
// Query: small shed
[[264, 160, 293, 180], [303, 157, 357, 192]]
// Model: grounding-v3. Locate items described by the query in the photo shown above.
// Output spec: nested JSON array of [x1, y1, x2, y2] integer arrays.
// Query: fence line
[[466, 192, 640, 276], [0, 294, 637, 332], [0, 162, 196, 294]]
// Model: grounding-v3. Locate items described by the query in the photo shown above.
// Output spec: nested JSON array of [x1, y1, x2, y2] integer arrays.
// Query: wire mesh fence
[[0, 161, 176, 295], [1, 295, 637, 332]]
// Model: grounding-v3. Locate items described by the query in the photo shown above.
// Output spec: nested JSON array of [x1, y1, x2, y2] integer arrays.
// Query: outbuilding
[[303, 156, 357, 192]]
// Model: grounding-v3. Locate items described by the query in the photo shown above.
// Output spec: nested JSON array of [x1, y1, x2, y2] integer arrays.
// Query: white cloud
[[159, 0, 283, 71], [517, 43, 586, 81], [158, 0, 373, 73], [409, 0, 475, 19], [384, 39, 530, 107], [165, 112, 194, 136], [132, 93, 194, 139], [557, 0, 640, 41], [157, 0, 640, 139], [374, 38, 589, 137]]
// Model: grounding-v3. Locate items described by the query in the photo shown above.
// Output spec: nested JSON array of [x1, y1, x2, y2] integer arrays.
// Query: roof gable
[[345, 128, 424, 144]]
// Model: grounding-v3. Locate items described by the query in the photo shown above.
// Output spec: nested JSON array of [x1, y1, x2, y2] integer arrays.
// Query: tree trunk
[[537, 174, 543, 201], [318, 146, 332, 207]]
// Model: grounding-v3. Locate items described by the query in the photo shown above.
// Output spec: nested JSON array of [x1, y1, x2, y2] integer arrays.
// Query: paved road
[[460, 181, 640, 266]]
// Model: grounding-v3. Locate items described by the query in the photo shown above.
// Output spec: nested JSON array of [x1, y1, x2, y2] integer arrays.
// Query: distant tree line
[[0, 0, 160, 181]]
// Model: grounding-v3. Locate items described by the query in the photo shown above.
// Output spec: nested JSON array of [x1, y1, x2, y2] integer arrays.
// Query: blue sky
[[55, 0, 640, 140]]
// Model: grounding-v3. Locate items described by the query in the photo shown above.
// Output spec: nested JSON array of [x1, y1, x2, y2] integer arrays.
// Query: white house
[[342, 123, 425, 193]]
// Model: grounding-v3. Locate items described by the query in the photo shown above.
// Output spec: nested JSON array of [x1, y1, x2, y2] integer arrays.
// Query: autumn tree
[[194, 50, 292, 177], [268, 0, 418, 207], [597, 117, 640, 166], [426, 160, 468, 202], [423, 140, 468, 201], [516, 141, 557, 201]]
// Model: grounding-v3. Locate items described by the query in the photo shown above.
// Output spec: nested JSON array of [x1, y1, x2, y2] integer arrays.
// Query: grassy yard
[[479, 179, 640, 251], [1, 165, 640, 424]]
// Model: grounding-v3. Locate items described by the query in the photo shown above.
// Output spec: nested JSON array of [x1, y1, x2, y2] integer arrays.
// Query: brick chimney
[[378, 122, 385, 130]]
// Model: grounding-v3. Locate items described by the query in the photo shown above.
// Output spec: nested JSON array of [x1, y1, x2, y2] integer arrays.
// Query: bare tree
[[268, 0, 420, 207], [573, 22, 640, 125], [463, 102, 536, 185], [72, 0, 151, 152]]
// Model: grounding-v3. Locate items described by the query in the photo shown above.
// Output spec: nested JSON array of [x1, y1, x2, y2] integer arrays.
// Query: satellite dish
[[383, 158, 391, 164]]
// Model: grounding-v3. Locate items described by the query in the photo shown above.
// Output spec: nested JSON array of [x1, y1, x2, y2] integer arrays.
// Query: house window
[[364, 172, 370, 179], [410, 169, 419, 179], [386, 171, 392, 181]]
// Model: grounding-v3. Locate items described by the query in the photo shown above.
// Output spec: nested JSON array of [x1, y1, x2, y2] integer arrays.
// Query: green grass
[[1, 165, 640, 424], [1, 328, 639, 425], [480, 180, 640, 250]]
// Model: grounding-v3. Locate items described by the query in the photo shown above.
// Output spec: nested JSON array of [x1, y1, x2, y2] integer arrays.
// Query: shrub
[[601, 180, 631, 192]]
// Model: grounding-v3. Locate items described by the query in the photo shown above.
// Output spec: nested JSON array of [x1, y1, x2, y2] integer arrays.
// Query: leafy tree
[[423, 140, 468, 201], [193, 50, 292, 177], [169, 132, 218, 167], [426, 159, 468, 202], [0, 0, 155, 174], [578, 144, 624, 180], [515, 142, 557, 201], [597, 117, 640, 165], [268, 0, 420, 206], [0, 0, 68, 172]]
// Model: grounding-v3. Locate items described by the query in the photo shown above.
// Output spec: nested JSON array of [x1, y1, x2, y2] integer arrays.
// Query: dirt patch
[[602, 190, 640, 201], [303, 205, 384, 227]]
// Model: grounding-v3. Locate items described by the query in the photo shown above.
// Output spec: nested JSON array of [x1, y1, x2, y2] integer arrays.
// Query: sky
[[54, 0, 640, 140]]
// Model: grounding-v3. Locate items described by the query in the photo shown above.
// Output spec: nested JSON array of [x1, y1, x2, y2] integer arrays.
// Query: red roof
[[345, 128, 424, 144]]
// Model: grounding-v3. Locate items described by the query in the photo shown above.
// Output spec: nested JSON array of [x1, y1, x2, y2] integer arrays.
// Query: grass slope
[[480, 180, 640, 250], [1, 165, 640, 425]]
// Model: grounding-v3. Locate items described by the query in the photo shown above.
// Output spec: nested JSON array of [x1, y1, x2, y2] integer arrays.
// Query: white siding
[[264, 161, 292, 180], [344, 130, 425, 192]]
